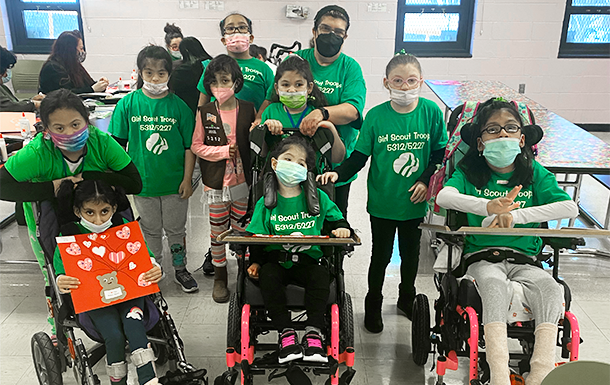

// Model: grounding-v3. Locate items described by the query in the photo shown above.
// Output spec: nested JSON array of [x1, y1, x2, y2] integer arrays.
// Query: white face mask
[[142, 79, 169, 95], [80, 216, 113, 234], [389, 86, 420, 107], [169, 50, 182, 60]]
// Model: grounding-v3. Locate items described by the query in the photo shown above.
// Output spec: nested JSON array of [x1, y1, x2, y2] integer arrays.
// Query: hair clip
[[494, 97, 508, 103]]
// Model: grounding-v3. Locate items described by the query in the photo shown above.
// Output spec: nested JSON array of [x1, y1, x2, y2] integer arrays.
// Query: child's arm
[[317, 121, 346, 163], [437, 186, 520, 217], [190, 112, 233, 161], [317, 150, 368, 185], [179, 149, 196, 199]]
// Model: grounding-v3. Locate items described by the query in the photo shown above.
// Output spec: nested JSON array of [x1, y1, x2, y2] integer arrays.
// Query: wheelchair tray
[[419, 223, 610, 238], [216, 229, 361, 245]]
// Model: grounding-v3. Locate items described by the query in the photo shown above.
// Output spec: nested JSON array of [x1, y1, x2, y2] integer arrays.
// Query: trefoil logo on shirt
[[145, 133, 169, 155], [393, 152, 419, 178]]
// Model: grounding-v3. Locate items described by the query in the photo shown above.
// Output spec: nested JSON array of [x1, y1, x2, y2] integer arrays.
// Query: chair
[[11, 59, 44, 100]]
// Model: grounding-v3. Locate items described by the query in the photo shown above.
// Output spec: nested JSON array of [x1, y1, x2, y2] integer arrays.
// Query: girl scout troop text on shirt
[[378, 132, 430, 151], [131, 115, 178, 132], [474, 187, 534, 208], [270, 211, 317, 232], [314, 79, 342, 95]]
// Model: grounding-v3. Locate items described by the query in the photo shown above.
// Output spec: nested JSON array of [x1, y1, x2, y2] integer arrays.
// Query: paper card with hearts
[[57, 221, 159, 314]]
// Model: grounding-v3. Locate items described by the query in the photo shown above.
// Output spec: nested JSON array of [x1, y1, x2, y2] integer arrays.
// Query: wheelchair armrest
[[436, 232, 464, 247], [541, 236, 585, 251]]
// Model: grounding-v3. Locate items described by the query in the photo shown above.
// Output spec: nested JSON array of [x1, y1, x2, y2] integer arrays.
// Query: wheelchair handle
[[270, 41, 301, 54]]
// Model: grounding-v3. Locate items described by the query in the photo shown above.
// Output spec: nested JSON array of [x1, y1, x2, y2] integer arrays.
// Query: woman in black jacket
[[168, 36, 212, 114], [38, 30, 109, 94]]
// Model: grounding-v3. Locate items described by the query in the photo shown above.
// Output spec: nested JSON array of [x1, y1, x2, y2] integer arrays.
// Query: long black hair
[[179, 36, 212, 63], [57, 179, 129, 226], [46, 30, 94, 89], [269, 135, 316, 173], [457, 98, 534, 189], [0, 46, 16, 75], [269, 55, 327, 109], [136, 45, 173, 89]]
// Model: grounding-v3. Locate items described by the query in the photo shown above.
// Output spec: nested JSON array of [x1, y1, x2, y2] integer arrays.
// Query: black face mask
[[315, 33, 343, 58]]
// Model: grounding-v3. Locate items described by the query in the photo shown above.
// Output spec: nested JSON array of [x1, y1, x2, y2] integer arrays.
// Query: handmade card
[[57, 221, 159, 314]]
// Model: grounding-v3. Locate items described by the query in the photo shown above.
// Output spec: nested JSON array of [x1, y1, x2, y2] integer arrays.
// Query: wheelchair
[[29, 200, 207, 385], [268, 41, 302, 66], [213, 230, 360, 385]]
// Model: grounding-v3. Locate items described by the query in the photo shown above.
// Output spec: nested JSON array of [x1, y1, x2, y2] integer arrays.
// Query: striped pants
[[209, 197, 248, 267]]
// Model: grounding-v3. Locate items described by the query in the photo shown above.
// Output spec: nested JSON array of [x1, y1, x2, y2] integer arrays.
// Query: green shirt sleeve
[[4, 142, 44, 181], [532, 161, 572, 205], [100, 129, 132, 171], [54, 242, 66, 276], [108, 96, 130, 140], [196, 59, 211, 95], [430, 103, 449, 151], [246, 197, 272, 234], [319, 190, 344, 222], [340, 58, 367, 129], [444, 166, 467, 193], [353, 109, 375, 157]]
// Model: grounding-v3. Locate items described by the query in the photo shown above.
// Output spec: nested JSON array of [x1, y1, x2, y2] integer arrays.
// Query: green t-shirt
[[197, 57, 274, 111], [246, 189, 344, 267], [444, 161, 573, 256], [268, 48, 367, 186], [5, 126, 132, 183], [108, 89, 194, 197], [354, 99, 448, 221]]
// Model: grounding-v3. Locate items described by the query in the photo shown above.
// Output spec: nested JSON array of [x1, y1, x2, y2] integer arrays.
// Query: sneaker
[[174, 269, 199, 293], [195, 248, 215, 276], [278, 329, 303, 364], [397, 294, 415, 321], [301, 331, 328, 363]]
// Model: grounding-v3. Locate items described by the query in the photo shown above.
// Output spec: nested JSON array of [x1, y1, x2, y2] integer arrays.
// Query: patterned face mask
[[48, 124, 89, 152]]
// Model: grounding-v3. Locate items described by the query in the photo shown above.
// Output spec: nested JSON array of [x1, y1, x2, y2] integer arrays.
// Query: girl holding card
[[55, 179, 162, 385]]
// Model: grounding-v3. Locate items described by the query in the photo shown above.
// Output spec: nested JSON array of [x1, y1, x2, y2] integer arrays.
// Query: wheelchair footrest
[[159, 368, 207, 385]]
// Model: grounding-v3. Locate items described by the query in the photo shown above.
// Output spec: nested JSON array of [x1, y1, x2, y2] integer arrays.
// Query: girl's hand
[[179, 178, 193, 199], [247, 263, 260, 279], [228, 143, 236, 158], [265, 120, 284, 135], [300, 109, 323, 137], [316, 172, 338, 185], [142, 265, 163, 284], [332, 228, 351, 238], [57, 275, 80, 293], [53, 174, 83, 196], [409, 181, 428, 204], [486, 185, 522, 215], [489, 213, 514, 228]]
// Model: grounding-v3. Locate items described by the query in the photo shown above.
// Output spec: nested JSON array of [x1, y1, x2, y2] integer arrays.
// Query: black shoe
[[364, 294, 383, 333], [278, 329, 303, 364], [196, 248, 215, 276], [397, 294, 415, 321], [301, 331, 328, 363], [174, 269, 199, 293]]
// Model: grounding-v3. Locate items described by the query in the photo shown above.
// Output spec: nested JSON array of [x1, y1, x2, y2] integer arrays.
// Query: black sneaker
[[278, 329, 303, 364], [174, 269, 199, 293], [301, 331, 328, 363], [397, 294, 415, 321], [195, 248, 215, 276]]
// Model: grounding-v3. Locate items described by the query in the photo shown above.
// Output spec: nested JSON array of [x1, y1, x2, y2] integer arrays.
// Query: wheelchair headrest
[[461, 123, 543, 148], [263, 170, 320, 216]]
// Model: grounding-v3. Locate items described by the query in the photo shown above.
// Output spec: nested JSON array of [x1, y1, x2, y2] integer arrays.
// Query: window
[[559, 0, 610, 58], [394, 0, 476, 57], [5, 0, 84, 54]]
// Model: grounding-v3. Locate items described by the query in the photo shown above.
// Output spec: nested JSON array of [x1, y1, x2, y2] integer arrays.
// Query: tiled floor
[[1, 132, 609, 385]]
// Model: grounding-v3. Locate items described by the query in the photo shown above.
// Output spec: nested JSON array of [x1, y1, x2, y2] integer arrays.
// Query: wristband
[[318, 107, 329, 121]]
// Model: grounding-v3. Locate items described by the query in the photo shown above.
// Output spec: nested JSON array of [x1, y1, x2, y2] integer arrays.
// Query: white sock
[[484, 322, 511, 385], [526, 323, 558, 385]]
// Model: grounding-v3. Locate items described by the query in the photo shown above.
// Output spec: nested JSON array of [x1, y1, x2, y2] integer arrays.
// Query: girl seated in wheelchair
[[55, 179, 163, 385], [436, 98, 578, 385], [246, 135, 352, 364]]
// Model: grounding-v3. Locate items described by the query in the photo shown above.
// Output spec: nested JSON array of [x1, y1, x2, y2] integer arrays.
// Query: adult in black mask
[[256, 4, 367, 219]]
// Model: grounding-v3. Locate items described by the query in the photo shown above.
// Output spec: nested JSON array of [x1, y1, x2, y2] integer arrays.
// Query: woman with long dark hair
[[38, 30, 109, 94]]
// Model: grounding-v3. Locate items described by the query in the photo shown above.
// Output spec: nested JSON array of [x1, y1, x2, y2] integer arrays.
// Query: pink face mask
[[211, 86, 235, 105], [224, 33, 251, 53]]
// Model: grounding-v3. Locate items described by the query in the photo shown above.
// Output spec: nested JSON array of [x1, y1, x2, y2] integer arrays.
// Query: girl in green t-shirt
[[318, 53, 447, 334], [245, 136, 352, 364], [54, 180, 162, 385], [436, 98, 578, 385], [261, 55, 345, 166]]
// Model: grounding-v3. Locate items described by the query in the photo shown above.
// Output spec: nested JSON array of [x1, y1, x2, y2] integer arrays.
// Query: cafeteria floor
[[1, 132, 609, 385]]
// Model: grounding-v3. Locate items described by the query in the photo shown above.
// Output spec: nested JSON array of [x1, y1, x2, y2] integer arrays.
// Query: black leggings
[[259, 262, 330, 332], [87, 297, 155, 384], [367, 215, 423, 299]]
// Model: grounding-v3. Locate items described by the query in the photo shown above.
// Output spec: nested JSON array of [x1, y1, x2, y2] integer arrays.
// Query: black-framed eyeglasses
[[224, 25, 250, 35], [481, 124, 521, 135], [318, 24, 346, 38]]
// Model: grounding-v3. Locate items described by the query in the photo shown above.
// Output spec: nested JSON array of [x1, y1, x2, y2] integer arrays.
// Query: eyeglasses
[[223, 25, 250, 35], [481, 124, 521, 135], [318, 24, 346, 38], [389, 76, 422, 89]]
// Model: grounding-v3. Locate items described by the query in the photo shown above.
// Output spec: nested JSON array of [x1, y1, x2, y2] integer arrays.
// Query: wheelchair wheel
[[227, 292, 241, 349], [31, 332, 63, 385], [411, 294, 431, 366], [339, 292, 354, 352]]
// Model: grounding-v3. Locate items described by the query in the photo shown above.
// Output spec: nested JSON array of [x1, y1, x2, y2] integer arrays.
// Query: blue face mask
[[2, 69, 11, 84], [274, 159, 308, 187], [482, 137, 522, 169]]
